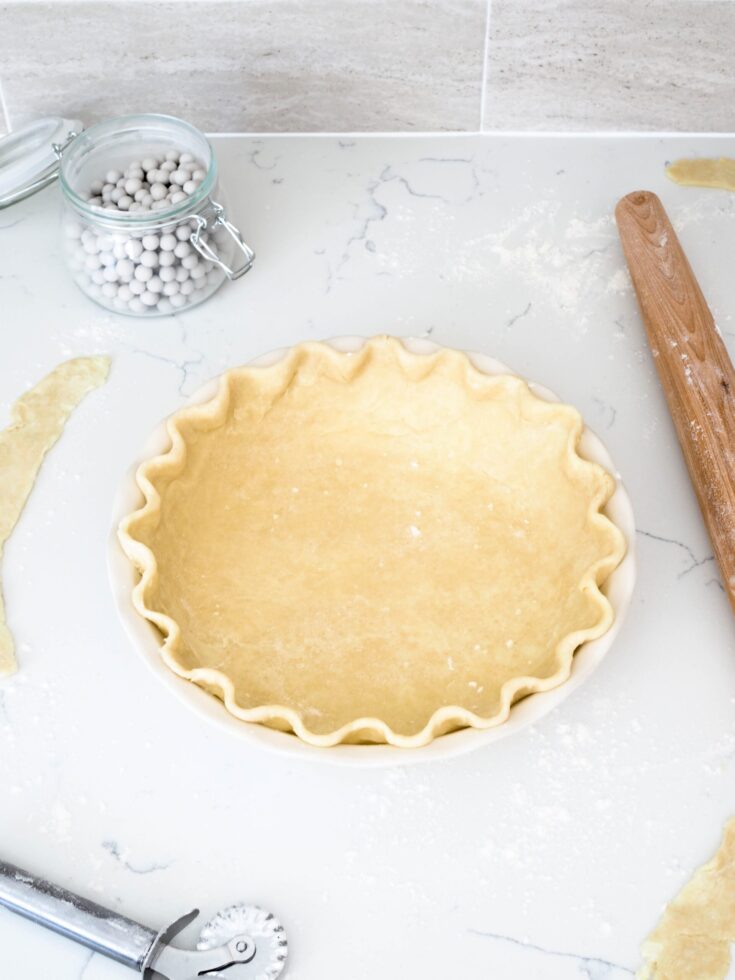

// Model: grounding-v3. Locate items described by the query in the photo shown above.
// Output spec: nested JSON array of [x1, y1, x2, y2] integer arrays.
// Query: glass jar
[[57, 114, 253, 316]]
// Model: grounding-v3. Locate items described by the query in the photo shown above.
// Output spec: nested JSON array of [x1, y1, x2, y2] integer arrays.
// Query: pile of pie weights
[[63, 149, 226, 316]]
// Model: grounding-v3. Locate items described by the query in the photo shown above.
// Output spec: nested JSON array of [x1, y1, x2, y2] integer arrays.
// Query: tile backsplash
[[484, 0, 735, 132], [1, 0, 733, 135], [0, 0, 487, 134]]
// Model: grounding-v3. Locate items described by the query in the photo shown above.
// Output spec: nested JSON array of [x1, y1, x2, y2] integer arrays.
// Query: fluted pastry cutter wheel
[[0, 859, 288, 979]]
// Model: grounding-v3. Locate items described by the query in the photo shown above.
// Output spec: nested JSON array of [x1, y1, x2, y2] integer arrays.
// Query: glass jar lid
[[0, 116, 83, 209]]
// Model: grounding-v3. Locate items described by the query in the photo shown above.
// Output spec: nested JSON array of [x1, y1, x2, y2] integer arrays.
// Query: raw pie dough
[[638, 818, 735, 980], [666, 157, 735, 192], [0, 356, 110, 676], [119, 338, 625, 747]]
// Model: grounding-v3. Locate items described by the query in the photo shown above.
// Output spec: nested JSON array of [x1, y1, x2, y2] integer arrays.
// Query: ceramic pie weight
[[0, 859, 288, 979]]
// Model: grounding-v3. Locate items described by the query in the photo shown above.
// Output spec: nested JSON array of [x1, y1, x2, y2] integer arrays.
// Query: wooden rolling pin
[[616, 190, 735, 613]]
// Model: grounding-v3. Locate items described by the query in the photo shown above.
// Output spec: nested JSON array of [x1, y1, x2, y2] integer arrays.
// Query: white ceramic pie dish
[[107, 336, 636, 767]]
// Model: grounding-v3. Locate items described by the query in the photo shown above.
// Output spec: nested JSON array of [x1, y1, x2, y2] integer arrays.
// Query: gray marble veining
[[483, 0, 735, 131], [0, 0, 486, 134], [468, 929, 635, 977]]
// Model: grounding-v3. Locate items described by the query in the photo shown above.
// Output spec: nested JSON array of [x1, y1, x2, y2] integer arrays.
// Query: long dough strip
[[0, 356, 110, 676]]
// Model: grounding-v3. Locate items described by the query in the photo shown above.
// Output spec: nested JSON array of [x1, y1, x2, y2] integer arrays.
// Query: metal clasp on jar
[[189, 201, 255, 280], [51, 130, 79, 161]]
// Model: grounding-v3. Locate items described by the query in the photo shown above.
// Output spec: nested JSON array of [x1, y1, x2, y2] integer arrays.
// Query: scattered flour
[[470, 202, 632, 330]]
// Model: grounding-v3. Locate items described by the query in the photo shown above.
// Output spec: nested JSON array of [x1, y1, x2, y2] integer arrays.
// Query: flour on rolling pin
[[0, 356, 110, 676], [616, 191, 735, 612], [666, 157, 735, 191]]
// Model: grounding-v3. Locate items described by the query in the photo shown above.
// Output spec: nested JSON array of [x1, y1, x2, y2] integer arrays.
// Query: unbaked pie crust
[[118, 337, 626, 747]]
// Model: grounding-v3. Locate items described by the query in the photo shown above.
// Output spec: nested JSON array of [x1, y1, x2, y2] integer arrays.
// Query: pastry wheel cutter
[[0, 859, 288, 979]]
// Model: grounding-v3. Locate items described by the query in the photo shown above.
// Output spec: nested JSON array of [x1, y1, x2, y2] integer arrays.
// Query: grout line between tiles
[[479, 0, 493, 132], [207, 129, 735, 139], [0, 80, 12, 134]]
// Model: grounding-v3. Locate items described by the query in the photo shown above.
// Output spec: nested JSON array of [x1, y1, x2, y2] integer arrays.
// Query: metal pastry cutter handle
[[0, 859, 255, 979]]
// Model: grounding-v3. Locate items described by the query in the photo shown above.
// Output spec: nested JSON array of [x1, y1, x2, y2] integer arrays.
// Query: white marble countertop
[[2, 133, 735, 980]]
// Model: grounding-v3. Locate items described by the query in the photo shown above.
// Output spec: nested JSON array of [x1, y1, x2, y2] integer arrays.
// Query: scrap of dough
[[638, 818, 735, 980], [666, 157, 735, 191], [0, 356, 110, 676]]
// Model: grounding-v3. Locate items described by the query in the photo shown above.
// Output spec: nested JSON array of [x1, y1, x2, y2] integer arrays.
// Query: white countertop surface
[[1, 133, 735, 980]]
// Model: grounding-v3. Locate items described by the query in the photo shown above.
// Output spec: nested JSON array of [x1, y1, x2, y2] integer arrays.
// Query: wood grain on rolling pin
[[615, 190, 735, 612]]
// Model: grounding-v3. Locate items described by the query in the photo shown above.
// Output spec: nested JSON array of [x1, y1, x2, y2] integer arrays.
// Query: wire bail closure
[[190, 201, 255, 280], [52, 130, 79, 161]]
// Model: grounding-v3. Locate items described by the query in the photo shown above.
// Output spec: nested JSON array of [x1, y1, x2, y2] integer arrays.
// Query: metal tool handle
[[0, 860, 156, 970]]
